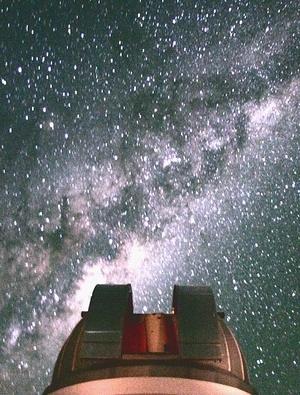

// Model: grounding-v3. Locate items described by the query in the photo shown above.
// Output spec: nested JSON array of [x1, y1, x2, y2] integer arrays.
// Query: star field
[[0, 1, 299, 394]]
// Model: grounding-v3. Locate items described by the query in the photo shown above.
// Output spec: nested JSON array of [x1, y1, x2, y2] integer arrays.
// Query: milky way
[[0, 2, 299, 394]]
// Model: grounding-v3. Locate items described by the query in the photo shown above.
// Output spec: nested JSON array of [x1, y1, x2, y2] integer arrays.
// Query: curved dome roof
[[44, 285, 257, 395]]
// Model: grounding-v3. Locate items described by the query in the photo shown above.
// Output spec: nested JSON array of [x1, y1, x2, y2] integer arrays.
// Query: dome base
[[49, 377, 253, 395]]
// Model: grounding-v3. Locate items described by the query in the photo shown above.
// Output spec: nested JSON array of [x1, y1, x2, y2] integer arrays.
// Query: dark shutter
[[80, 284, 132, 359], [173, 286, 222, 359]]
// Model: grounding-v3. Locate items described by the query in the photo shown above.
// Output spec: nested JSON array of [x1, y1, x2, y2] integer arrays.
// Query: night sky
[[0, 1, 299, 394]]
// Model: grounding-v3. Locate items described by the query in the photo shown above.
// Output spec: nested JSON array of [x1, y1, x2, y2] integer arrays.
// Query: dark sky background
[[0, 1, 299, 394]]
